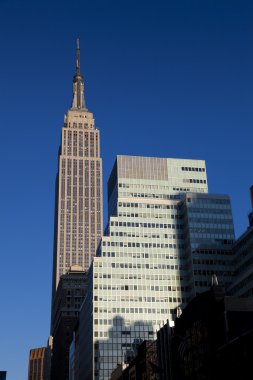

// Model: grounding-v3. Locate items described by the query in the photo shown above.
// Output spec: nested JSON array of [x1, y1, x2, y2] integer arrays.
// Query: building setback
[[78, 155, 235, 380], [51, 38, 103, 299]]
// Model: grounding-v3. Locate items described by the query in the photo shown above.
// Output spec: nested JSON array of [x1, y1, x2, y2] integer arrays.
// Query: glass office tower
[[78, 155, 234, 380]]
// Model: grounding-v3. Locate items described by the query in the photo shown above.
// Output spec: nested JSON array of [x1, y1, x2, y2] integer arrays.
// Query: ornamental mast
[[71, 37, 86, 110]]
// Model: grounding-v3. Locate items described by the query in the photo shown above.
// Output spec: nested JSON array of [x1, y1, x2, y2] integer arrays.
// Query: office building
[[78, 155, 235, 380], [182, 192, 235, 296], [171, 283, 253, 380], [28, 347, 50, 380], [51, 38, 103, 298], [51, 266, 87, 380], [228, 185, 253, 297]]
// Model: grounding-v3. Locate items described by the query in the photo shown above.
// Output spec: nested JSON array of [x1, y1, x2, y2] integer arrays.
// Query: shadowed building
[[51, 266, 87, 380], [111, 340, 159, 380], [157, 320, 174, 380], [228, 185, 253, 297], [172, 283, 253, 380]]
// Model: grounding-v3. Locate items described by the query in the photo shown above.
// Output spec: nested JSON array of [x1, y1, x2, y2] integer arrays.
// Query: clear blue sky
[[0, 0, 253, 379]]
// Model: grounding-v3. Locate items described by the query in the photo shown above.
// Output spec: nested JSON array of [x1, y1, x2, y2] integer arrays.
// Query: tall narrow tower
[[52, 39, 103, 297]]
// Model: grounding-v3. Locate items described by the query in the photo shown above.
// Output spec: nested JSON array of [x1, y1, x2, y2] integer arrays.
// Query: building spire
[[71, 37, 86, 110], [76, 37, 81, 75]]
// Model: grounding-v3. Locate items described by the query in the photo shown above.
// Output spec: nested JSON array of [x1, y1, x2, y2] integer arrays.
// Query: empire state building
[[52, 39, 103, 295]]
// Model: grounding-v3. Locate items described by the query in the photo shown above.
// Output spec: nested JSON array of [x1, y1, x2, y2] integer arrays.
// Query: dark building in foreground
[[0, 372, 7, 380], [111, 340, 159, 380], [228, 185, 253, 297], [171, 283, 253, 380], [69, 322, 81, 380], [157, 321, 174, 380], [51, 266, 87, 380], [121, 284, 253, 380]]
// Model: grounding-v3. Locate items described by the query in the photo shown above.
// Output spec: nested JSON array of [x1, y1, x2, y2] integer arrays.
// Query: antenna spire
[[76, 37, 81, 75], [71, 37, 86, 110]]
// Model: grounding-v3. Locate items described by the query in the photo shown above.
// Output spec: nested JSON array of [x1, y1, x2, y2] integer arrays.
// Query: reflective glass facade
[[183, 193, 235, 295]]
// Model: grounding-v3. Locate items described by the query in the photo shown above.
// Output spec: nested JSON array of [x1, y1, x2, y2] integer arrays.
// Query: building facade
[[111, 340, 159, 380], [182, 192, 235, 295], [51, 266, 87, 380], [28, 347, 50, 380], [172, 284, 253, 380], [51, 39, 103, 298], [228, 185, 253, 297], [78, 155, 235, 380], [156, 320, 174, 380]]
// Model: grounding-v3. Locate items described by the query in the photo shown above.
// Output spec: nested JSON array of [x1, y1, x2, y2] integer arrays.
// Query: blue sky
[[0, 0, 253, 378]]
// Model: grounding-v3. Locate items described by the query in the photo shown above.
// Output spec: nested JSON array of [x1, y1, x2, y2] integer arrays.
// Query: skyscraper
[[78, 155, 235, 380], [51, 39, 103, 297]]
